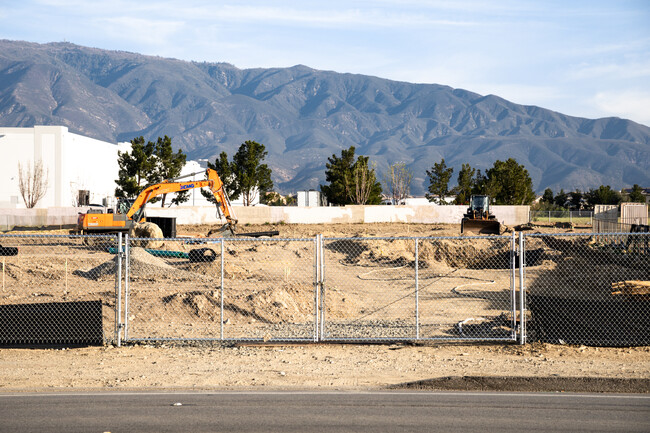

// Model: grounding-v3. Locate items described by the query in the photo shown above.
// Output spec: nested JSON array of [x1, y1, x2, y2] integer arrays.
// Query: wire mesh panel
[[124, 237, 224, 341], [320, 236, 516, 342], [0, 234, 118, 345], [321, 237, 420, 341], [524, 232, 650, 346], [221, 238, 316, 342], [415, 236, 515, 341], [124, 237, 317, 342]]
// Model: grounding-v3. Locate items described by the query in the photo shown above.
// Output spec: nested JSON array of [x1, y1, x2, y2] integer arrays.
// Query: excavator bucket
[[461, 218, 501, 235]]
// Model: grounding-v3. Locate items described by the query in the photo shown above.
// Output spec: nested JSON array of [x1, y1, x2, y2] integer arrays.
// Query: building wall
[[0, 126, 124, 208], [0, 126, 227, 209]]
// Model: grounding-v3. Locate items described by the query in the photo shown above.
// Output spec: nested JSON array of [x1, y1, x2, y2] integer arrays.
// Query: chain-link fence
[[524, 232, 650, 346], [529, 210, 593, 225], [1, 231, 647, 346], [0, 234, 119, 345]]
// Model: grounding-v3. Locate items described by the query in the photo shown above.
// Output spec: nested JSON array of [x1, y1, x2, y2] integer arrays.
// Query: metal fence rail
[[1, 231, 647, 346]]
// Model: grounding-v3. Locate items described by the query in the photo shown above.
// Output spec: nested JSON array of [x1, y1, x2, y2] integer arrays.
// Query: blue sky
[[2, 0, 649, 126]]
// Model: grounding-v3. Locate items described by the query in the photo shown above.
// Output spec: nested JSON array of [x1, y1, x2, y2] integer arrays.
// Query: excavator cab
[[460, 195, 501, 235]]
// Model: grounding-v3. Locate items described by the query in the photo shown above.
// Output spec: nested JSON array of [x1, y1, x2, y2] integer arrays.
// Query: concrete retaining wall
[[148, 204, 530, 226], [0, 207, 85, 231], [1, 204, 530, 231]]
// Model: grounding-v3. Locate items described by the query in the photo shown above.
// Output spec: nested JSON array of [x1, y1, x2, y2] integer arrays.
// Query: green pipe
[[107, 247, 189, 259]]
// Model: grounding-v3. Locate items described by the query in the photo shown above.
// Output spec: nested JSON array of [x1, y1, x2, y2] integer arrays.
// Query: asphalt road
[[0, 391, 648, 432]]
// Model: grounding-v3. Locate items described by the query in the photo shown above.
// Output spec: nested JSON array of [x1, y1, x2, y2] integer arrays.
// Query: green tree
[[425, 159, 454, 204], [233, 140, 273, 206], [585, 185, 622, 207], [321, 146, 356, 205], [115, 136, 156, 199], [200, 151, 241, 204], [569, 189, 583, 209], [628, 184, 646, 203], [485, 158, 535, 205], [151, 135, 188, 207], [454, 163, 475, 205], [320, 146, 382, 205], [554, 189, 568, 208], [115, 136, 188, 206], [472, 169, 487, 195], [541, 188, 554, 204]]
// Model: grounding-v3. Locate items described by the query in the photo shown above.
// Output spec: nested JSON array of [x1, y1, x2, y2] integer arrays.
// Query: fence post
[[510, 231, 517, 340], [124, 233, 130, 341], [220, 239, 224, 341], [415, 238, 419, 340], [518, 232, 526, 345], [319, 234, 325, 341], [115, 233, 123, 347], [313, 234, 319, 342]]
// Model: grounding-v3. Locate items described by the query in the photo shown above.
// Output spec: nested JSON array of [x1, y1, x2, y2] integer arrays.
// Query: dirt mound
[[131, 222, 164, 249], [328, 237, 510, 270], [74, 247, 176, 280], [159, 282, 364, 324]]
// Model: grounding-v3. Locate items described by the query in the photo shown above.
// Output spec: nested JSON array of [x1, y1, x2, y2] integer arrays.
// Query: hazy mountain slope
[[1, 39, 648, 195]]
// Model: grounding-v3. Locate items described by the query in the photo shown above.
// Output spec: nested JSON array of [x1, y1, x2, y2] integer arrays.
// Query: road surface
[[0, 391, 648, 432]]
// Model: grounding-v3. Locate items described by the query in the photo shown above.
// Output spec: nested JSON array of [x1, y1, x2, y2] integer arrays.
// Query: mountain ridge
[[1, 39, 648, 195]]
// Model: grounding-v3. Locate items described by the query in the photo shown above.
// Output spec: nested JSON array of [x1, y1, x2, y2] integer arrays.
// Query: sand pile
[[74, 247, 176, 280]]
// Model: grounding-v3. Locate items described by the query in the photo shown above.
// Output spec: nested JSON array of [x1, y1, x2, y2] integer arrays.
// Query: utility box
[[297, 190, 326, 207]]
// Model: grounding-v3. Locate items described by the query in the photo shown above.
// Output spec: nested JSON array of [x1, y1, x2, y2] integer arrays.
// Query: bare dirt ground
[[1, 222, 649, 392]]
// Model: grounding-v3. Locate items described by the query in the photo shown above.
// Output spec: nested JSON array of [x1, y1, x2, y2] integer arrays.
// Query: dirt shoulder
[[1, 342, 649, 392]]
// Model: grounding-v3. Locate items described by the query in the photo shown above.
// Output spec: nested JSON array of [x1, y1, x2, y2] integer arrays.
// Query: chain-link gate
[[122, 236, 318, 342], [319, 235, 519, 342], [0, 234, 119, 345]]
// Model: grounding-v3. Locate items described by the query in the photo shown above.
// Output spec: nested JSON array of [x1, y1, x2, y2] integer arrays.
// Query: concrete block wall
[[0, 207, 85, 231], [1, 204, 531, 231], [147, 204, 530, 227]]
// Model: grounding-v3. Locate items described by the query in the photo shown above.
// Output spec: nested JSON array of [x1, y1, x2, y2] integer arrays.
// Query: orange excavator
[[76, 168, 237, 236]]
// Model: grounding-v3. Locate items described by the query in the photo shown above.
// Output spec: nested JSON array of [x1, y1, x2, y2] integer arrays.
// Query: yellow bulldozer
[[460, 195, 501, 235]]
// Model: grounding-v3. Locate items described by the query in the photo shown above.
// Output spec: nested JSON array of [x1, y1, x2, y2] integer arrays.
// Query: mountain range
[[1, 39, 649, 196]]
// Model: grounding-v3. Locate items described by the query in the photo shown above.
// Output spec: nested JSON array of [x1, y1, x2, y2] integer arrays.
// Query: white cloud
[[593, 91, 650, 126], [97, 17, 185, 47]]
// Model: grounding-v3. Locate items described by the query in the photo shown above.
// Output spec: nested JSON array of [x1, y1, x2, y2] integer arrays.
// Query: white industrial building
[[0, 125, 249, 209], [0, 126, 129, 208]]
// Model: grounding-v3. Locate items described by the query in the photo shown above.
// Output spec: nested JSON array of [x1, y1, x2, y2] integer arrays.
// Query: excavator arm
[[127, 168, 237, 233]]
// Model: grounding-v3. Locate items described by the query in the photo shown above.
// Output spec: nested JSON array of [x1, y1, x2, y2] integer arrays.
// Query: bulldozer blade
[[461, 219, 501, 235]]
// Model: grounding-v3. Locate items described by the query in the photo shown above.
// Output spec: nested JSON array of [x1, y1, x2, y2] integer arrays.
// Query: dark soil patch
[[392, 376, 650, 393]]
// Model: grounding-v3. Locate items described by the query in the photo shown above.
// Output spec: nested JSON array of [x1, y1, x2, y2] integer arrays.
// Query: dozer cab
[[460, 195, 501, 235]]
